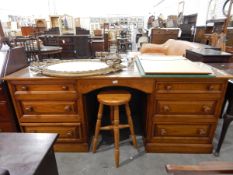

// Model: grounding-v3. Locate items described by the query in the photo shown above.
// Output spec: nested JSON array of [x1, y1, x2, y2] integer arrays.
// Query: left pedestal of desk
[[0, 133, 59, 175]]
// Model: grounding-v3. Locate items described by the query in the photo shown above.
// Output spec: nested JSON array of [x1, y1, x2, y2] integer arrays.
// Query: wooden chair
[[166, 161, 233, 174], [14, 37, 40, 62], [14, 37, 62, 61], [214, 80, 233, 156], [92, 90, 137, 167]]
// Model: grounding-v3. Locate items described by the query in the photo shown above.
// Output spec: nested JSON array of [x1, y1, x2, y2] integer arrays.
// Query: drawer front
[[22, 123, 82, 142], [0, 101, 12, 122], [156, 100, 216, 115], [15, 83, 75, 92], [156, 82, 223, 93], [21, 101, 78, 114], [77, 79, 154, 93], [0, 122, 16, 132], [154, 124, 210, 137]]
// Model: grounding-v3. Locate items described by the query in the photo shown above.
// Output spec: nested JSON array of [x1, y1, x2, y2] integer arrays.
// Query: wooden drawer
[[156, 100, 216, 115], [0, 122, 16, 132], [152, 123, 215, 144], [15, 83, 75, 92], [12, 81, 77, 100], [0, 101, 12, 122], [77, 78, 154, 93], [22, 123, 82, 142], [21, 101, 78, 114], [156, 82, 223, 94]]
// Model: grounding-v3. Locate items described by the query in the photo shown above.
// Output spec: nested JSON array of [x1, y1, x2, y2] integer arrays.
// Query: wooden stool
[[92, 90, 137, 167]]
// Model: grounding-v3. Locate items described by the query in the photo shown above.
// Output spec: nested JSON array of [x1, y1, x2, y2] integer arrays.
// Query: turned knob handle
[[160, 128, 167, 136], [198, 128, 206, 136], [208, 85, 214, 91], [66, 130, 74, 136], [62, 86, 68, 90], [64, 105, 72, 112], [25, 106, 33, 112], [202, 106, 211, 113], [21, 86, 28, 91], [163, 105, 170, 112], [165, 85, 172, 90]]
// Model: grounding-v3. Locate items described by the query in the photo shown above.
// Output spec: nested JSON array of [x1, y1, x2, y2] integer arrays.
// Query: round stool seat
[[97, 90, 131, 105]]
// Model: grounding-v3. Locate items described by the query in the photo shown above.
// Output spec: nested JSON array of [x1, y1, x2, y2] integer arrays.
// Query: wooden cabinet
[[145, 79, 227, 153], [39, 35, 91, 59], [8, 80, 87, 152], [151, 28, 179, 44]]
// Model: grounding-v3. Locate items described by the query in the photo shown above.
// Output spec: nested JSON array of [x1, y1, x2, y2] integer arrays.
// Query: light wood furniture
[[92, 90, 137, 167], [166, 161, 233, 174], [3, 58, 233, 153]]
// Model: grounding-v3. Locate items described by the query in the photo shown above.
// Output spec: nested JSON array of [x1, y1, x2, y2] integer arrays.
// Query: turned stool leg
[[92, 103, 104, 153], [125, 103, 137, 148], [113, 105, 120, 167]]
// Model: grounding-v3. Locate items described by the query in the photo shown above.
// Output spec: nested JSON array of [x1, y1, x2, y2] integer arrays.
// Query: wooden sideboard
[[4, 62, 232, 153], [39, 35, 91, 59]]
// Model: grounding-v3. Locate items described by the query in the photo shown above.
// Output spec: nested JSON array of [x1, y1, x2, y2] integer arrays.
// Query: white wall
[[0, 0, 216, 27]]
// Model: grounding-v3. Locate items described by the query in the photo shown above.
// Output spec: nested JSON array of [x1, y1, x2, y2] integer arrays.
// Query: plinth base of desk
[[145, 143, 213, 153], [54, 143, 89, 152]]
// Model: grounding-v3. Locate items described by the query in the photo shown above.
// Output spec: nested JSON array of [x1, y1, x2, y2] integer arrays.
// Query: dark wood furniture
[[39, 46, 63, 59], [214, 80, 233, 156], [90, 40, 105, 57], [0, 133, 59, 175], [150, 28, 179, 44], [92, 90, 137, 167], [166, 161, 233, 174], [179, 14, 197, 41], [0, 46, 28, 132], [186, 48, 232, 63], [39, 35, 91, 59], [3, 58, 233, 153]]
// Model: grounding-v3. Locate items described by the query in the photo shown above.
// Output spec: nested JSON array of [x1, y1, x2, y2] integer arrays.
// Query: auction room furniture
[[166, 161, 233, 174], [92, 90, 137, 167], [0, 133, 59, 175], [179, 14, 197, 41], [186, 49, 232, 63], [39, 35, 91, 59], [0, 46, 28, 132], [14, 37, 40, 62], [214, 80, 233, 156], [39, 45, 63, 60], [150, 28, 179, 44], [4, 57, 233, 153]]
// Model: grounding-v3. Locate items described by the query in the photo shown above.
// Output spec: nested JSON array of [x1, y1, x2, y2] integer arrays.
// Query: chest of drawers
[[145, 79, 227, 153], [8, 80, 87, 152]]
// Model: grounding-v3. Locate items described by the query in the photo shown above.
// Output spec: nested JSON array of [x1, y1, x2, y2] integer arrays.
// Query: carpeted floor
[[55, 121, 233, 175]]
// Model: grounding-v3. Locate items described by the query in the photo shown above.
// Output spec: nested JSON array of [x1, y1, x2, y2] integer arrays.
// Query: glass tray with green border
[[135, 58, 215, 78]]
